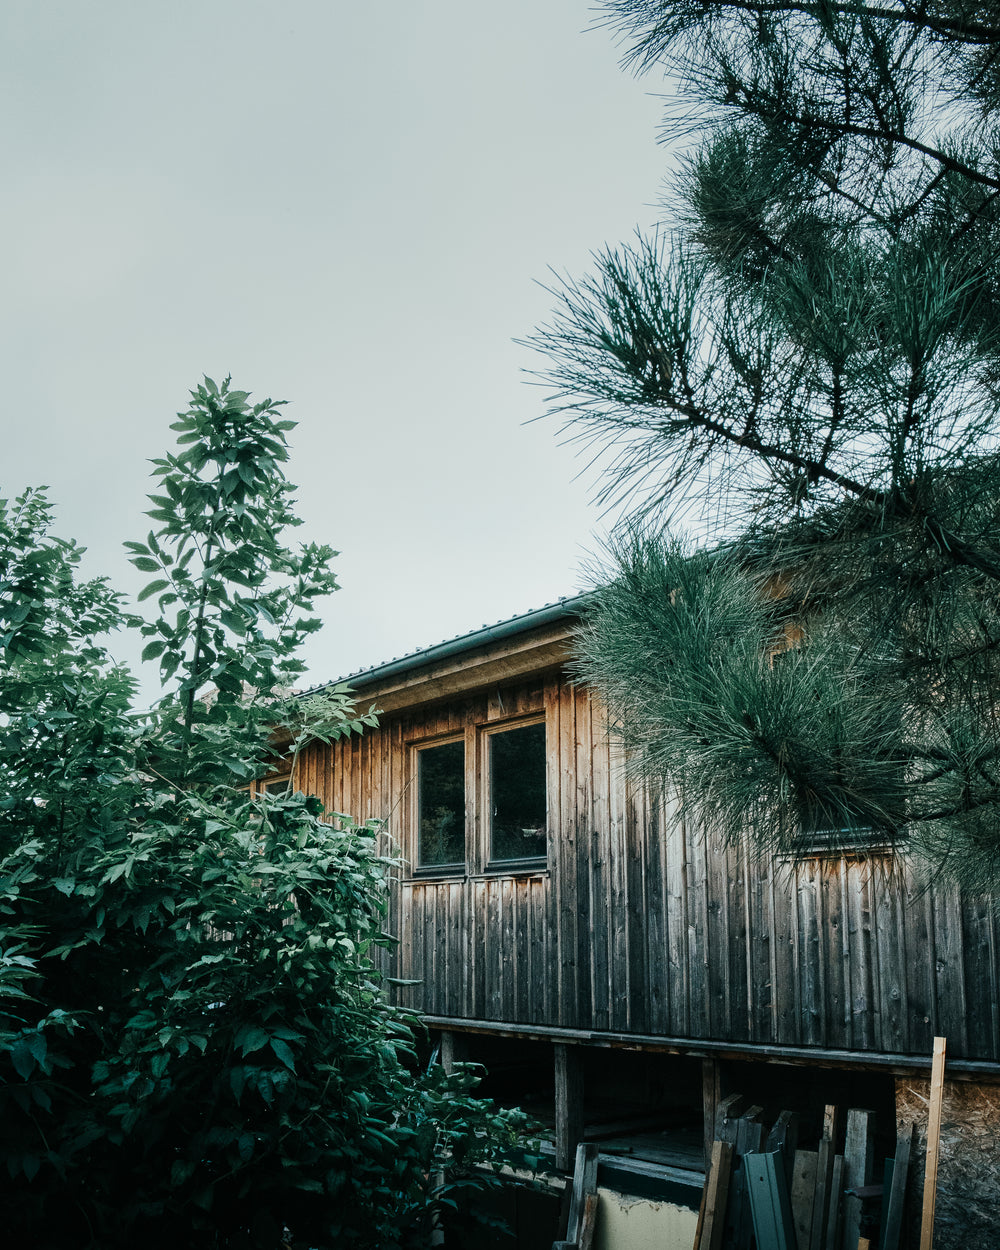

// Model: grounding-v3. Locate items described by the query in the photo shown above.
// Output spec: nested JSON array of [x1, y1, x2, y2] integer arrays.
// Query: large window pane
[[490, 723, 546, 862], [418, 740, 465, 866]]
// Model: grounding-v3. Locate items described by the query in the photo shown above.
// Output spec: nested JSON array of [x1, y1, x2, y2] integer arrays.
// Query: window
[[411, 718, 548, 875], [488, 722, 547, 866], [417, 739, 466, 869]]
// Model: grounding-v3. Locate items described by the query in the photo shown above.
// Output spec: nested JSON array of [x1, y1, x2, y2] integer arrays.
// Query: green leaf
[[137, 580, 170, 602], [269, 1037, 295, 1071], [10, 1038, 34, 1080], [236, 1026, 269, 1056]]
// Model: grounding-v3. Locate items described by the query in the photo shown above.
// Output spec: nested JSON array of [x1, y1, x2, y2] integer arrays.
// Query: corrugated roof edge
[[300, 593, 593, 698]]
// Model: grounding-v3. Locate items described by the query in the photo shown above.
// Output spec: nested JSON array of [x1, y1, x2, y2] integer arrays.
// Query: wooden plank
[[720, 838, 749, 1044], [876, 1158, 894, 1250], [795, 862, 823, 1047], [702, 1059, 721, 1166], [824, 1155, 844, 1250], [919, 1036, 947, 1250], [932, 888, 968, 1055], [880, 1124, 913, 1250], [960, 896, 1000, 1060], [811, 1106, 840, 1250], [790, 1149, 818, 1250], [588, 692, 611, 1033], [577, 1191, 599, 1250], [624, 778, 648, 1032], [558, 678, 579, 1028], [664, 778, 690, 1036], [694, 1139, 734, 1250], [842, 1108, 875, 1250], [440, 1029, 469, 1075], [772, 861, 797, 1045], [574, 686, 594, 1030], [565, 1141, 599, 1245], [544, 675, 562, 1025], [554, 1042, 585, 1174]]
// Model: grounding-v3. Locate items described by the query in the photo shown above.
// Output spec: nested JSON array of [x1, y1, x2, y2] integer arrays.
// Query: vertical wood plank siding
[[302, 671, 1000, 1061]]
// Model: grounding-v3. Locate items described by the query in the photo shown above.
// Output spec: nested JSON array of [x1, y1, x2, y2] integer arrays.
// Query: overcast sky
[[2, 1, 668, 694]]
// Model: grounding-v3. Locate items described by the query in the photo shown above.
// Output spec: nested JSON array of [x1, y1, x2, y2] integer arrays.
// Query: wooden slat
[[933, 890, 967, 1055], [558, 677, 579, 1028], [694, 1140, 734, 1250], [702, 1059, 721, 1166], [824, 1155, 844, 1250], [565, 1141, 599, 1245], [880, 1123, 913, 1250], [574, 687, 594, 1030], [790, 1149, 818, 1250], [841, 1109, 874, 1250], [811, 1105, 840, 1250], [577, 1191, 599, 1250], [919, 1037, 947, 1250], [587, 694, 611, 1033]]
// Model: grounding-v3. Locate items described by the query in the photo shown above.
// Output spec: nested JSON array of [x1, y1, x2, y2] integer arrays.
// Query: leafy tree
[[530, 1, 1000, 887], [0, 380, 531, 1249]]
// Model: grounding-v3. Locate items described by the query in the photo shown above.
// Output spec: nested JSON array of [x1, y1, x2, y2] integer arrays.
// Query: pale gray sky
[[2, 1, 666, 692]]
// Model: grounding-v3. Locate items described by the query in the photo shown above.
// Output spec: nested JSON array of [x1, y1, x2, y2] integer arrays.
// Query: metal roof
[[302, 593, 591, 696]]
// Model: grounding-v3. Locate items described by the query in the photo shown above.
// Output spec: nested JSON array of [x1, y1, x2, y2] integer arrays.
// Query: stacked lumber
[[694, 1098, 916, 1250]]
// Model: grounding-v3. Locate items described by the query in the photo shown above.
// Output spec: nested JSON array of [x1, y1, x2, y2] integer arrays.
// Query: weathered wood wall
[[294, 669, 1000, 1062]]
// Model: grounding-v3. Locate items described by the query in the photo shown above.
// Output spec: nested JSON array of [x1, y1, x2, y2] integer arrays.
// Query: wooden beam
[[703, 1059, 721, 1165], [790, 1149, 818, 1250], [823, 1155, 844, 1250], [418, 1015, 1000, 1081], [919, 1036, 947, 1250], [554, 1042, 585, 1173], [880, 1124, 913, 1250], [694, 1140, 734, 1250], [439, 1029, 469, 1075], [564, 1142, 599, 1246], [841, 1109, 874, 1250]]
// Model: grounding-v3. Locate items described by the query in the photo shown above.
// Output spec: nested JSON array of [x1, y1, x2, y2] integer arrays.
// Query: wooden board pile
[[693, 1096, 915, 1250]]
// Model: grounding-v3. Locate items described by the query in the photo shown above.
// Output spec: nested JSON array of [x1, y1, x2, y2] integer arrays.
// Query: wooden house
[[278, 597, 1000, 1248]]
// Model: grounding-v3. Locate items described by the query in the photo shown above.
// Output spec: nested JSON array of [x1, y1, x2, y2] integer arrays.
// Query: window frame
[[482, 715, 548, 874], [406, 713, 550, 880], [410, 731, 469, 878]]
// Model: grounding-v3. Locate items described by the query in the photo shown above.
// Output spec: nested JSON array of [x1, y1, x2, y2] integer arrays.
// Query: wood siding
[[295, 670, 1000, 1063]]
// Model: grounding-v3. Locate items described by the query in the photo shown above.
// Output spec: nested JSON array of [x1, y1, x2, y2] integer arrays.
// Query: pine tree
[[529, 0, 1000, 889]]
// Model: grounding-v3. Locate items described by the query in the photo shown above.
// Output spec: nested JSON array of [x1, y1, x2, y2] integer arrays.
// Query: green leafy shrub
[[0, 381, 531, 1248]]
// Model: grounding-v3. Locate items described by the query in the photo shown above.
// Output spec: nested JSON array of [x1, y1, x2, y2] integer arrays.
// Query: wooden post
[[842, 1109, 875, 1250], [811, 1103, 840, 1250], [440, 1029, 469, 1075], [703, 1059, 721, 1166], [919, 1036, 947, 1250], [554, 1042, 584, 1173], [824, 1156, 844, 1250], [880, 1124, 913, 1250], [694, 1140, 734, 1250]]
